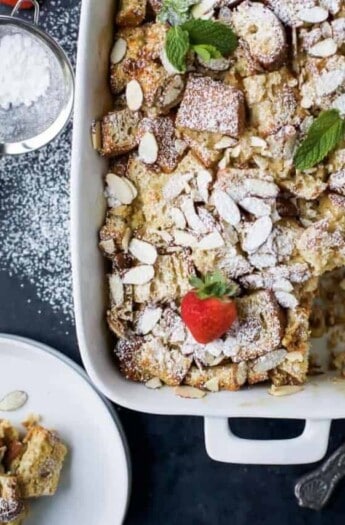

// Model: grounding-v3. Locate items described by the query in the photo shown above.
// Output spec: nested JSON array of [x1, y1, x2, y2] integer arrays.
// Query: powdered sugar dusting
[[0, 2, 80, 322]]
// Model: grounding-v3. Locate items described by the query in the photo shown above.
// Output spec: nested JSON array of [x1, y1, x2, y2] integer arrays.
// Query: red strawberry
[[181, 271, 238, 344]]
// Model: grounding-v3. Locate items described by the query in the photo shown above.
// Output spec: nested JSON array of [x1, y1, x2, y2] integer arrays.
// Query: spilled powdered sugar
[[0, 1, 80, 322]]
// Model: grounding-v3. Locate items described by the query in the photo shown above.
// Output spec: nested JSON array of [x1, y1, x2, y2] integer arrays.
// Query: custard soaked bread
[[98, 0, 345, 392]]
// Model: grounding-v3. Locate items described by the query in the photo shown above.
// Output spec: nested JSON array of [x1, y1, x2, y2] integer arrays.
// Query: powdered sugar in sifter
[[0, 0, 74, 154]]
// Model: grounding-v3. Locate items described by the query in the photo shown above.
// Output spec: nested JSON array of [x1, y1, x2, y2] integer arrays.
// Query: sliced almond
[[285, 351, 304, 363], [173, 230, 198, 247], [204, 377, 220, 392], [197, 170, 213, 202], [332, 94, 345, 117], [272, 278, 293, 293], [138, 132, 158, 165], [160, 47, 181, 75], [170, 207, 186, 229], [297, 7, 328, 23], [99, 239, 115, 255], [180, 198, 207, 233], [145, 378, 163, 389], [163, 174, 193, 201], [275, 291, 298, 309], [174, 139, 188, 155], [214, 189, 241, 226], [137, 307, 162, 335], [197, 55, 231, 71], [308, 37, 337, 57], [106, 173, 137, 205], [174, 386, 206, 399], [197, 231, 224, 250], [239, 197, 271, 217], [155, 229, 173, 243], [268, 385, 304, 397], [109, 274, 124, 306], [244, 179, 279, 198], [159, 75, 185, 111], [122, 228, 131, 252], [242, 216, 273, 253], [0, 390, 28, 411], [192, 0, 217, 18], [251, 350, 287, 375], [111, 38, 127, 64], [123, 265, 154, 285], [126, 80, 143, 111], [250, 136, 267, 149], [214, 137, 237, 150], [317, 69, 345, 96], [129, 238, 158, 265]]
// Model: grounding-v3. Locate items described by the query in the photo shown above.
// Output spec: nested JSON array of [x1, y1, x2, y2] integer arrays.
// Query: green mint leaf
[[181, 19, 238, 56], [193, 44, 222, 61], [158, 0, 196, 26], [294, 109, 345, 171], [165, 26, 190, 72]]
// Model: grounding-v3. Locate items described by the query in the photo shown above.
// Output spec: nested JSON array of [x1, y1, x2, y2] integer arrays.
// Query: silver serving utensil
[[295, 443, 345, 510]]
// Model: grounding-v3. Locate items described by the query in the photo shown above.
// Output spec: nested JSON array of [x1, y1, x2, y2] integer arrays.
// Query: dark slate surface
[[1, 1, 345, 524]]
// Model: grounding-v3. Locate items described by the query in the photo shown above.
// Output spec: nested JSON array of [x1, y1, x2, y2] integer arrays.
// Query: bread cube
[[116, 0, 146, 27], [0, 475, 25, 524], [101, 109, 140, 157], [12, 426, 67, 498], [176, 76, 245, 138]]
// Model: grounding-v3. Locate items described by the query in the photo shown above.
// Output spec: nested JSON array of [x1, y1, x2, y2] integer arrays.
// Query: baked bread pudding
[[97, 0, 345, 395], [0, 419, 67, 524]]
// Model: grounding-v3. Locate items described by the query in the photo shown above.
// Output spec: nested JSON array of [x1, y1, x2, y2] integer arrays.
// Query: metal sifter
[[0, 0, 74, 155]]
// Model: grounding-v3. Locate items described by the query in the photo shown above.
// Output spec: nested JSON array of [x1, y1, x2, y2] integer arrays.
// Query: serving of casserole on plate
[[72, 0, 345, 464]]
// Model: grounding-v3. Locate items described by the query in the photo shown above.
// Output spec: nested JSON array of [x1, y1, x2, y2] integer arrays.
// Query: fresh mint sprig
[[165, 19, 238, 73], [157, 0, 197, 26], [294, 109, 345, 171]]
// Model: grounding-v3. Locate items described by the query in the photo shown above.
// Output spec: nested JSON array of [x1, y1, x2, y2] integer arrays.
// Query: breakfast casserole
[[96, 0, 345, 395], [0, 419, 67, 524]]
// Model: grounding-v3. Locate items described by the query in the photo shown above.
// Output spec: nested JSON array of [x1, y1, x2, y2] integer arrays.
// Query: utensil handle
[[11, 0, 39, 24], [204, 418, 331, 464]]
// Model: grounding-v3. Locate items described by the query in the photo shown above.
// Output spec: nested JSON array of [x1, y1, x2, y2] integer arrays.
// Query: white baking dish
[[71, 0, 344, 465]]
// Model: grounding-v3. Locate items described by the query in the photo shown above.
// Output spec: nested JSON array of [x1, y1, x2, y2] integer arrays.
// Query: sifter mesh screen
[[0, 23, 67, 144]]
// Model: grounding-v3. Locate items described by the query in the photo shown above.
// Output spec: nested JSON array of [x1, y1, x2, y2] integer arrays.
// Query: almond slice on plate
[[242, 216, 273, 253], [308, 37, 337, 57], [106, 173, 137, 205], [145, 378, 163, 389], [129, 238, 158, 265], [297, 7, 328, 23], [204, 377, 220, 392], [268, 385, 304, 397], [123, 265, 155, 285], [214, 137, 237, 150], [111, 38, 127, 64], [109, 274, 124, 306], [138, 132, 158, 164], [0, 390, 28, 411], [126, 79, 143, 111], [213, 189, 241, 226], [174, 386, 206, 399], [137, 307, 162, 335], [197, 231, 224, 250]]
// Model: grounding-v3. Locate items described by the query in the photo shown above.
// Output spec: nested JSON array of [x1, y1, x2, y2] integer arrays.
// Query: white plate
[[0, 334, 130, 525]]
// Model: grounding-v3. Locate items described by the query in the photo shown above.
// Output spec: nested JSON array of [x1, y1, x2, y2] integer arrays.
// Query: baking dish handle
[[204, 418, 331, 464]]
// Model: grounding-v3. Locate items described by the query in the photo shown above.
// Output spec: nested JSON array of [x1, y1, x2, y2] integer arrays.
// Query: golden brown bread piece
[[116, 0, 146, 27], [10, 426, 67, 498], [184, 362, 247, 391], [101, 109, 141, 157]]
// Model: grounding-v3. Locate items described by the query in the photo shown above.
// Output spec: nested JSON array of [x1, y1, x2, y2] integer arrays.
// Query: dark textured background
[[1, 1, 345, 523]]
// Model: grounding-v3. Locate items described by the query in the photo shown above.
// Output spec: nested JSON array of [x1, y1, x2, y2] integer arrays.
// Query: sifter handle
[[11, 0, 40, 24]]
